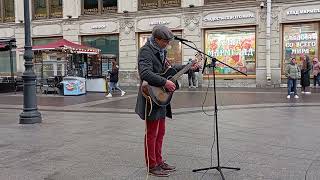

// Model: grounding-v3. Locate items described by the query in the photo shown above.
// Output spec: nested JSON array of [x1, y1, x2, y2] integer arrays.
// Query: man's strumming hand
[[164, 80, 176, 92]]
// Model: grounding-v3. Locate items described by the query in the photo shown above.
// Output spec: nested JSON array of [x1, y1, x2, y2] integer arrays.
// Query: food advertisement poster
[[205, 29, 256, 75]]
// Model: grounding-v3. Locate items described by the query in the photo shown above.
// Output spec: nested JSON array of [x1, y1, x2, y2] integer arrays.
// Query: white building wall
[[4, 0, 320, 87]]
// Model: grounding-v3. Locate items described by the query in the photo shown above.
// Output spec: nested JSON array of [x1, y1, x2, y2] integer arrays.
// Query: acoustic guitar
[[141, 60, 198, 106]]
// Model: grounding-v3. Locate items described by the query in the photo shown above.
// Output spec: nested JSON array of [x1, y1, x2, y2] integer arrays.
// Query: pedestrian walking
[[312, 57, 320, 88], [300, 55, 312, 94], [285, 57, 300, 99], [187, 58, 196, 88], [105, 60, 126, 98]]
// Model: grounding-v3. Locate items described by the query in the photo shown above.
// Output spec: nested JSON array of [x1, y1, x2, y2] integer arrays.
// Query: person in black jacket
[[105, 60, 125, 97], [300, 55, 312, 94], [187, 58, 196, 88], [135, 25, 199, 177]]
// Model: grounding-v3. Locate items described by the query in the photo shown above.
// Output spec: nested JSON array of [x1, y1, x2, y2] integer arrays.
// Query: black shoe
[[149, 166, 170, 177], [159, 162, 176, 172]]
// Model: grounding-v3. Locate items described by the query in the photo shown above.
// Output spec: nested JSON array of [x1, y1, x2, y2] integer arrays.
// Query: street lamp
[[19, 0, 42, 124]]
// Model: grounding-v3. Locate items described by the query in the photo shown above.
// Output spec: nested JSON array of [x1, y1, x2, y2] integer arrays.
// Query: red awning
[[31, 39, 100, 54]]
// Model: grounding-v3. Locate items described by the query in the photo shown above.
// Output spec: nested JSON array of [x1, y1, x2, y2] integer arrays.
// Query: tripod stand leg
[[217, 167, 226, 180], [221, 166, 240, 170], [193, 166, 239, 180]]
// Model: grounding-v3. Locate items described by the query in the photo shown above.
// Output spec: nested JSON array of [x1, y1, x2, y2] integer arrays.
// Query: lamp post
[[19, 0, 42, 124]]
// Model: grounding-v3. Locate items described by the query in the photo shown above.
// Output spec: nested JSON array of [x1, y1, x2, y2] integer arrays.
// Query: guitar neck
[[170, 63, 193, 82]]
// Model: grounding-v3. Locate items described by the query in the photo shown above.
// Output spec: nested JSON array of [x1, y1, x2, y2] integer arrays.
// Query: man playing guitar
[[135, 25, 199, 177]]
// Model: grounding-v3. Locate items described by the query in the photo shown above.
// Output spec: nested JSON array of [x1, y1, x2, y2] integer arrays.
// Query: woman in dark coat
[[300, 55, 312, 94]]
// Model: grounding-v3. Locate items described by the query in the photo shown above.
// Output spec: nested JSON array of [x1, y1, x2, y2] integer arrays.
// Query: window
[[139, 32, 182, 65], [204, 0, 254, 4], [205, 27, 256, 75], [33, 0, 62, 20], [50, 0, 63, 18], [139, 0, 181, 10], [82, 0, 117, 15], [33, 37, 62, 46], [282, 23, 319, 73], [0, 51, 16, 73], [0, 0, 15, 23], [82, 35, 119, 56]]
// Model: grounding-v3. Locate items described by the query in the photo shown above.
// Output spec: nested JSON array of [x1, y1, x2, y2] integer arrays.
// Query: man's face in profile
[[155, 38, 171, 49]]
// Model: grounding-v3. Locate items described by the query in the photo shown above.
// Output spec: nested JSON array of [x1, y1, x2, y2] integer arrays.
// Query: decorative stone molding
[[79, 20, 118, 34], [257, 8, 266, 33], [0, 27, 15, 37], [32, 24, 62, 36], [184, 14, 201, 31], [119, 19, 134, 34], [282, 3, 320, 22], [202, 10, 257, 28], [271, 7, 280, 32], [136, 15, 181, 32]]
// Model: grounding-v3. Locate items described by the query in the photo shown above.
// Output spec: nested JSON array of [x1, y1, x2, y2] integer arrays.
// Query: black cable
[[200, 71, 216, 180], [184, 40, 217, 179], [305, 154, 320, 180]]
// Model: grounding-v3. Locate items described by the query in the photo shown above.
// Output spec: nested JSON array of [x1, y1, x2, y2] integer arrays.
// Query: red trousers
[[144, 118, 165, 168]]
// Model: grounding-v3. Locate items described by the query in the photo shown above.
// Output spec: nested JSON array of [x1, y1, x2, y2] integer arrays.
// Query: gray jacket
[[135, 40, 183, 121], [285, 63, 300, 80]]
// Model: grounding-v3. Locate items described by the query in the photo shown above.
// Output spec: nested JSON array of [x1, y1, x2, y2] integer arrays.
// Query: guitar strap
[[164, 58, 172, 69]]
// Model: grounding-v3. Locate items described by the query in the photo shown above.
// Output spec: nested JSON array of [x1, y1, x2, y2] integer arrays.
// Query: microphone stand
[[179, 40, 246, 180]]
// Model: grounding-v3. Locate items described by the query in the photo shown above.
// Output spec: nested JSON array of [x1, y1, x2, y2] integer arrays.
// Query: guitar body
[[141, 68, 177, 106]]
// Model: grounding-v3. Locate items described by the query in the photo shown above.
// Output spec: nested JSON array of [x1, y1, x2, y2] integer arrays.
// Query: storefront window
[[139, 32, 182, 65], [205, 28, 256, 75], [82, 35, 119, 56], [139, 0, 180, 10], [33, 0, 62, 19], [0, 51, 16, 73], [283, 23, 319, 72], [33, 37, 62, 46], [0, 0, 15, 23], [83, 0, 117, 15]]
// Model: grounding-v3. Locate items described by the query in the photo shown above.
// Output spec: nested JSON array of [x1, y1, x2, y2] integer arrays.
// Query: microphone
[[174, 36, 191, 42]]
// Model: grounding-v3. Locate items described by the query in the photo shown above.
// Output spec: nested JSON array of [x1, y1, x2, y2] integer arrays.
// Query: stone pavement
[[0, 87, 320, 180]]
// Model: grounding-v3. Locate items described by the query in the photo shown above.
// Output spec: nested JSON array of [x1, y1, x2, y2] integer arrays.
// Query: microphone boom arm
[[179, 40, 247, 76]]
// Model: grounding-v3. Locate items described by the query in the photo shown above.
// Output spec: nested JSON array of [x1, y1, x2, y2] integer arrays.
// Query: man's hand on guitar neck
[[165, 80, 176, 92]]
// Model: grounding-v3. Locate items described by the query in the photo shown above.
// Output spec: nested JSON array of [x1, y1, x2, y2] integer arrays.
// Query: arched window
[[82, 0, 118, 15]]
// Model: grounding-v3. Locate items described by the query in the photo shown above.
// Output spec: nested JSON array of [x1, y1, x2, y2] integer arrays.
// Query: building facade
[[0, 0, 320, 87]]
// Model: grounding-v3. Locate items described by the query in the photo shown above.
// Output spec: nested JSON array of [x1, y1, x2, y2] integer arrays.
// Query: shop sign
[[203, 14, 254, 22], [287, 9, 320, 16], [91, 25, 106, 29], [149, 21, 170, 26]]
